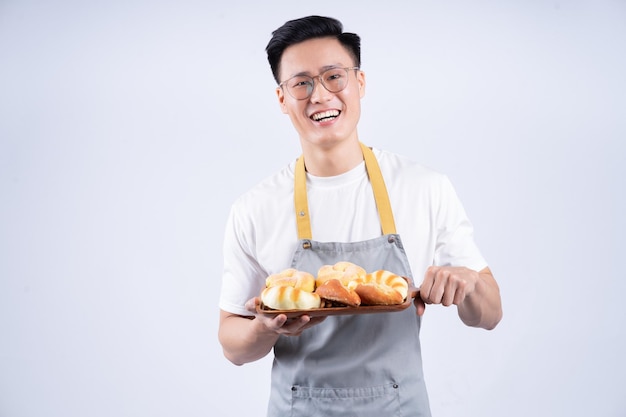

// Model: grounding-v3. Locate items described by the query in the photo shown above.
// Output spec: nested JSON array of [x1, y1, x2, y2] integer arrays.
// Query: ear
[[357, 70, 366, 98], [276, 86, 288, 114]]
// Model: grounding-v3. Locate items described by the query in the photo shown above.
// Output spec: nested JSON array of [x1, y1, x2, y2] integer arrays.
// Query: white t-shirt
[[219, 147, 487, 316]]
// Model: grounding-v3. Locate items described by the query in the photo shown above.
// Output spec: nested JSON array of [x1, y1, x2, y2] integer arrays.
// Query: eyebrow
[[290, 64, 345, 78]]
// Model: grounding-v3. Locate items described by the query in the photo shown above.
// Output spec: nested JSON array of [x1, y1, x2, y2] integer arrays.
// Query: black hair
[[265, 15, 361, 84]]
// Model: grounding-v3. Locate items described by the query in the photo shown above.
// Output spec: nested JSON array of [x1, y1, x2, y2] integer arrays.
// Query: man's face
[[276, 37, 365, 149]]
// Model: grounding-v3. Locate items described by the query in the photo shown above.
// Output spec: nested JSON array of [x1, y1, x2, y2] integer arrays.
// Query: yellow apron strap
[[294, 142, 397, 240], [360, 142, 397, 235], [294, 155, 313, 240]]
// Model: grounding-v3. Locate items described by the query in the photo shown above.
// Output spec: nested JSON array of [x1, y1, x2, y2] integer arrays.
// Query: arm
[[418, 266, 502, 330], [218, 297, 325, 366]]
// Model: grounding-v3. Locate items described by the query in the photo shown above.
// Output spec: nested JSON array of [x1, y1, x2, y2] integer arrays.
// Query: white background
[[1, 1, 625, 416]]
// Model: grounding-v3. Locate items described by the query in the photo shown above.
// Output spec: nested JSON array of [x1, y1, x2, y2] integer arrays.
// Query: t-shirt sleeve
[[433, 175, 488, 272], [218, 203, 267, 317]]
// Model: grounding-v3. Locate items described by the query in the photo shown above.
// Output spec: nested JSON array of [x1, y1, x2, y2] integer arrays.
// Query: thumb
[[413, 296, 426, 316], [245, 297, 260, 314]]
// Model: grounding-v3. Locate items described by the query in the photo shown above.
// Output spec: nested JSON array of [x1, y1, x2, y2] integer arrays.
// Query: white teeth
[[311, 110, 340, 121]]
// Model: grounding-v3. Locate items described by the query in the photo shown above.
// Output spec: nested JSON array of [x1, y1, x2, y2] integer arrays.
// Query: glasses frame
[[279, 66, 360, 100]]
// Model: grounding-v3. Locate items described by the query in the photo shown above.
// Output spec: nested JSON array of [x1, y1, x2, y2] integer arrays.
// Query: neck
[[300, 139, 364, 177]]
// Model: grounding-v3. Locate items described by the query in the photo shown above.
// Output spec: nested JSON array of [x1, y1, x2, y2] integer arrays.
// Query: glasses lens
[[320, 67, 349, 93], [286, 75, 314, 100]]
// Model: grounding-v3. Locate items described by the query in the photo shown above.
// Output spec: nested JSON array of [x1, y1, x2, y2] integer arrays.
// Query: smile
[[311, 110, 340, 122]]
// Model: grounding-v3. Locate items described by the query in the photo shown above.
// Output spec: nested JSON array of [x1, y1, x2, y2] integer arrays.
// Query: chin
[[305, 137, 351, 151]]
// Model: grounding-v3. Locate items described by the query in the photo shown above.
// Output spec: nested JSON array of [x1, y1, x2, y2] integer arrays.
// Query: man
[[218, 15, 502, 417]]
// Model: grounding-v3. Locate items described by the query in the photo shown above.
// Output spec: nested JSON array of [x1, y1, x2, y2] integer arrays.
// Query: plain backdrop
[[1, 1, 625, 416]]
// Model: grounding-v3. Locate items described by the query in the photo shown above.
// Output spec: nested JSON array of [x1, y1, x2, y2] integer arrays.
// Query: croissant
[[354, 270, 408, 305]]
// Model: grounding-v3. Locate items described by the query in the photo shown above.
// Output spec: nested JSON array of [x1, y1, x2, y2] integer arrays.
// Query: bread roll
[[265, 268, 315, 293], [314, 279, 361, 307], [354, 270, 408, 305], [362, 270, 409, 299], [261, 286, 321, 310], [354, 283, 404, 305], [316, 261, 366, 287]]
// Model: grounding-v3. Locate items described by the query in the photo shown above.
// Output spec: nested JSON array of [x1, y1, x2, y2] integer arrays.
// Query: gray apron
[[267, 143, 431, 417]]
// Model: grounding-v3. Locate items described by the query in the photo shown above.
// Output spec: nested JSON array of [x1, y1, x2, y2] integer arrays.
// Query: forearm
[[457, 268, 502, 330], [218, 310, 279, 366]]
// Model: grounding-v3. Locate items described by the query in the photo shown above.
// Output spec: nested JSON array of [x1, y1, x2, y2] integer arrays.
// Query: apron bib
[[268, 143, 431, 417]]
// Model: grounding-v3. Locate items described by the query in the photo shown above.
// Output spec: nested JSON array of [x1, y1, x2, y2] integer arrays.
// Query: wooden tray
[[256, 278, 420, 318]]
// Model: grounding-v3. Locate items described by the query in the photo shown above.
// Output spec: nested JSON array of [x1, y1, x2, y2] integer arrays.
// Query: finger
[[422, 265, 438, 288], [452, 279, 467, 306], [245, 297, 261, 314], [414, 296, 426, 316], [281, 314, 328, 336], [428, 267, 448, 304], [418, 286, 431, 304], [420, 266, 438, 303], [298, 316, 326, 332], [307, 316, 327, 326], [280, 315, 311, 334], [268, 314, 288, 331], [441, 274, 456, 306]]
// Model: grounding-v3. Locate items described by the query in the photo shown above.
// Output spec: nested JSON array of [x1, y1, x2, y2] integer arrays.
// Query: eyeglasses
[[279, 67, 360, 100]]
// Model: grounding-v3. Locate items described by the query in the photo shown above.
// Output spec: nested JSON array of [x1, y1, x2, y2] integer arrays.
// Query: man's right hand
[[245, 297, 326, 337]]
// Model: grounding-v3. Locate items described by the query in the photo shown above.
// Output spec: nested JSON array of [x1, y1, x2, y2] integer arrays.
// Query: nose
[[309, 76, 332, 102]]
